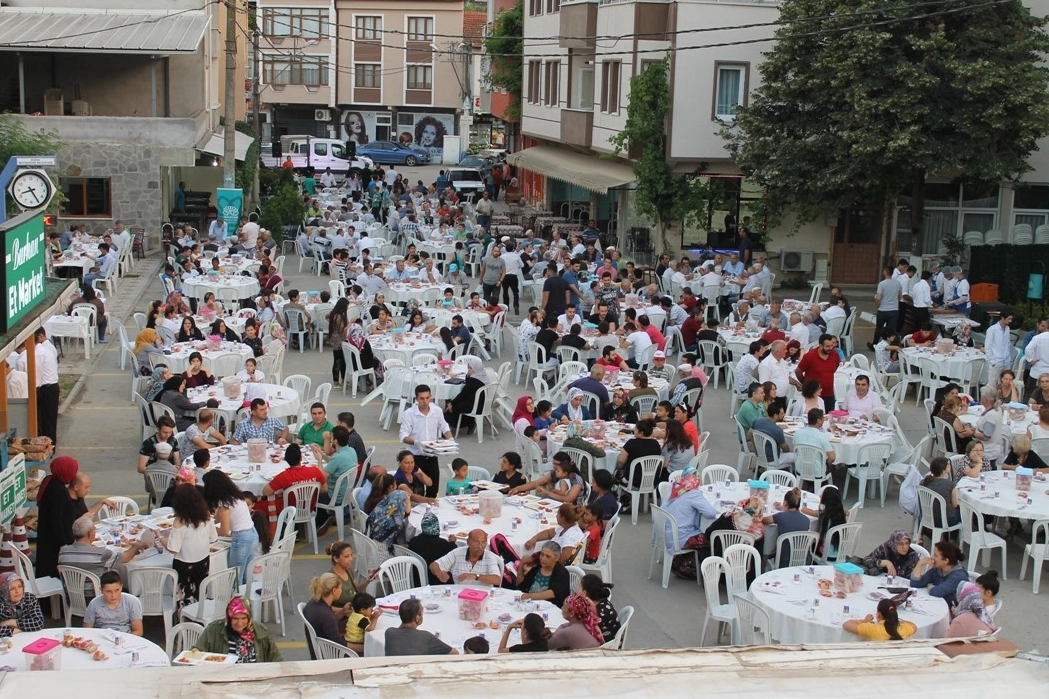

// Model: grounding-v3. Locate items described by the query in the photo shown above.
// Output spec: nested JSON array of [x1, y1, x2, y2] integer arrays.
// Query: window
[[355, 63, 381, 88], [894, 181, 1002, 254], [1013, 184, 1049, 231], [528, 0, 543, 17], [407, 17, 434, 42], [527, 60, 541, 104], [544, 60, 560, 107], [314, 143, 328, 156], [407, 65, 433, 90], [600, 60, 621, 113], [546, 0, 561, 12], [61, 177, 111, 218], [263, 57, 329, 87], [262, 9, 328, 39], [355, 16, 382, 40], [713, 62, 748, 120]]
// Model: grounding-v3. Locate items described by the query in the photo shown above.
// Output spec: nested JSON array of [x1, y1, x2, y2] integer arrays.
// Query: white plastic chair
[[579, 514, 620, 582], [378, 556, 427, 594], [842, 442, 892, 508], [129, 567, 177, 655], [283, 482, 321, 553], [626, 455, 663, 525], [243, 550, 291, 636], [96, 496, 140, 520], [700, 556, 736, 646], [774, 531, 819, 569], [601, 604, 634, 649], [697, 340, 728, 388], [916, 485, 962, 547], [759, 469, 798, 489], [7, 543, 63, 619], [342, 343, 376, 397], [794, 444, 829, 492], [959, 500, 1007, 579], [565, 565, 585, 593], [648, 504, 700, 589], [701, 464, 738, 485], [1019, 519, 1049, 593], [710, 530, 756, 558], [315, 470, 358, 544], [275, 505, 298, 545], [733, 594, 773, 645], [168, 621, 205, 659], [180, 566, 239, 626], [723, 543, 762, 600], [452, 383, 499, 443], [56, 566, 100, 626], [630, 394, 657, 416], [297, 602, 359, 659], [283, 374, 312, 403], [813, 522, 864, 565]]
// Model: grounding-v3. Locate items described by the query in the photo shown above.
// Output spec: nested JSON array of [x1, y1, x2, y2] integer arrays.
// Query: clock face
[[10, 171, 53, 210]]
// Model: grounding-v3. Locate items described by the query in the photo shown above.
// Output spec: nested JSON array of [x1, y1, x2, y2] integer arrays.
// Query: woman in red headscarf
[[547, 593, 604, 650], [34, 456, 80, 577], [512, 395, 536, 436]]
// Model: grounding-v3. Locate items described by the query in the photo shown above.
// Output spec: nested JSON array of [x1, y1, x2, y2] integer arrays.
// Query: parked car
[[260, 136, 374, 174], [355, 140, 431, 166], [445, 167, 486, 203], [458, 154, 494, 173]]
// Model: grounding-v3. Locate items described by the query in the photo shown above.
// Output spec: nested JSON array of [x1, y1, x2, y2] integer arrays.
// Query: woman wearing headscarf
[[160, 466, 203, 508], [444, 356, 491, 433], [552, 388, 594, 422], [661, 467, 718, 579], [601, 388, 639, 422], [948, 570, 1001, 637], [165, 290, 192, 316], [512, 396, 536, 439], [408, 511, 458, 585], [133, 328, 165, 375], [34, 455, 82, 577], [0, 572, 45, 637], [861, 530, 921, 578], [195, 597, 282, 663], [345, 319, 382, 383], [547, 593, 604, 650], [143, 364, 171, 402]]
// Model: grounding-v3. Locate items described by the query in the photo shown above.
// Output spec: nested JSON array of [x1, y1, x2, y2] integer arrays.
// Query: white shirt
[[898, 273, 913, 296], [502, 251, 523, 276], [331, 232, 349, 250], [984, 321, 1013, 368], [235, 369, 266, 383], [557, 313, 582, 331], [385, 169, 399, 186], [358, 235, 376, 252], [34, 339, 60, 386], [399, 404, 451, 456], [166, 519, 218, 562], [6, 369, 28, 398], [1026, 331, 1049, 377], [789, 323, 809, 346], [841, 389, 882, 419], [571, 243, 586, 257], [942, 277, 958, 306], [624, 330, 653, 360], [951, 278, 971, 307], [320, 171, 338, 188], [910, 278, 932, 308], [823, 305, 846, 323], [758, 354, 791, 396], [242, 222, 260, 247]]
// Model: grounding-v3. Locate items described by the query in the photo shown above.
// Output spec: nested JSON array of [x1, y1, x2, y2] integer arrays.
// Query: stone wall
[[59, 142, 163, 235]]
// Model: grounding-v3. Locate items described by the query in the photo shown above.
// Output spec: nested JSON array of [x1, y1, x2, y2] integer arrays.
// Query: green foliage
[[723, 0, 1049, 248], [483, 2, 523, 121], [259, 166, 295, 196], [258, 183, 304, 242], [234, 120, 258, 196], [0, 114, 64, 214]]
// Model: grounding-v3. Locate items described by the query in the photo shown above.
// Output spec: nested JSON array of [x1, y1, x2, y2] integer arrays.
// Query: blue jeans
[[229, 527, 260, 584]]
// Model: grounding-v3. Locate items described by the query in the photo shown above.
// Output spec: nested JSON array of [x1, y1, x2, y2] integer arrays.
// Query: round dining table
[[184, 442, 323, 496], [3, 628, 170, 670], [902, 345, 987, 383], [956, 470, 1049, 522], [385, 282, 446, 306], [407, 494, 564, 555], [182, 275, 261, 303], [162, 341, 254, 374], [185, 382, 300, 421], [748, 565, 950, 644], [96, 511, 230, 573], [370, 331, 448, 365], [364, 584, 566, 656], [718, 327, 764, 361], [546, 421, 655, 474], [780, 415, 895, 465]]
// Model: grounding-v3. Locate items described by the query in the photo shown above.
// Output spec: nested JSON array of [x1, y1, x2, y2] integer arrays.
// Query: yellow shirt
[[345, 610, 370, 645], [856, 619, 917, 641]]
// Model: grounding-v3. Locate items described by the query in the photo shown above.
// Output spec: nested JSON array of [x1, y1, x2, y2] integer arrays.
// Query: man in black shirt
[[587, 301, 619, 330], [696, 318, 727, 365], [655, 253, 671, 279], [534, 316, 560, 364], [542, 266, 570, 318], [560, 324, 591, 355]]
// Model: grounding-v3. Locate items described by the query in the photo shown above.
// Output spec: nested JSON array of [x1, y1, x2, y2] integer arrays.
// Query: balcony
[[561, 108, 593, 148], [560, 1, 597, 48]]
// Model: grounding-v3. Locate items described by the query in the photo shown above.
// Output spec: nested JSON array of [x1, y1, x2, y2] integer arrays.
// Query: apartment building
[[0, 0, 249, 233], [257, 0, 467, 162], [515, 0, 1049, 284]]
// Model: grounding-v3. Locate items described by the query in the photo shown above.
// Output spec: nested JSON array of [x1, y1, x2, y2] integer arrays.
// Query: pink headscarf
[[226, 597, 255, 641], [564, 593, 604, 643], [177, 467, 197, 485]]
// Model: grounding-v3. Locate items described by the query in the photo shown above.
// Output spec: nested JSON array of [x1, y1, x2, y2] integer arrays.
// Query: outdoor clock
[[8, 169, 55, 211]]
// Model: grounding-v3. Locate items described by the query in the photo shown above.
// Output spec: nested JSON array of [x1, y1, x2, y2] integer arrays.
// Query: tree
[[610, 57, 718, 252], [483, 1, 523, 120], [258, 183, 304, 244], [722, 0, 1049, 250], [0, 115, 64, 214]]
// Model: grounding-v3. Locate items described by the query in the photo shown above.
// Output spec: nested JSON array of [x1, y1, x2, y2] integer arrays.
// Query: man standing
[[385, 599, 458, 656], [480, 244, 506, 307], [795, 334, 841, 413], [738, 225, 753, 265], [399, 384, 452, 499], [984, 311, 1015, 390], [871, 267, 901, 348], [910, 270, 933, 331], [944, 267, 971, 316], [475, 190, 494, 231], [541, 266, 571, 319], [1025, 320, 1049, 396], [28, 329, 59, 444]]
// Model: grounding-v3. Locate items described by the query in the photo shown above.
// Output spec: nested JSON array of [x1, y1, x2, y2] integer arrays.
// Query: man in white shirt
[[984, 311, 1015, 389], [557, 305, 583, 333], [891, 259, 909, 281], [945, 267, 971, 315], [909, 270, 933, 329], [941, 267, 959, 310], [1025, 325, 1049, 390], [570, 235, 586, 258], [428, 530, 503, 585], [399, 384, 452, 498], [330, 228, 349, 251], [840, 375, 883, 421], [758, 339, 793, 396], [26, 329, 60, 444], [357, 263, 388, 295], [357, 232, 376, 253], [113, 222, 131, 253], [897, 265, 914, 297], [320, 167, 338, 188], [788, 313, 808, 345], [385, 166, 399, 187], [208, 217, 228, 240], [420, 257, 442, 285], [620, 322, 654, 369]]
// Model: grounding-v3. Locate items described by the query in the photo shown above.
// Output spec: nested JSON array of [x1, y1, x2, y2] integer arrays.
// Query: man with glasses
[[399, 384, 453, 498]]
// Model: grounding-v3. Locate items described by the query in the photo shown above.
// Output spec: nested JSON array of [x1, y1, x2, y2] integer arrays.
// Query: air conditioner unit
[[781, 250, 813, 273], [314, 109, 331, 122]]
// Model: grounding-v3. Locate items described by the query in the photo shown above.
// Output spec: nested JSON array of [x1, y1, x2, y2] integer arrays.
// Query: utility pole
[[250, 23, 262, 207], [222, 0, 238, 188]]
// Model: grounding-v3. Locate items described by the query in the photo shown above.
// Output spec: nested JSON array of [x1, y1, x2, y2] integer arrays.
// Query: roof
[[197, 131, 256, 162], [0, 277, 77, 365], [463, 11, 487, 45], [0, 9, 209, 54], [508, 145, 636, 194]]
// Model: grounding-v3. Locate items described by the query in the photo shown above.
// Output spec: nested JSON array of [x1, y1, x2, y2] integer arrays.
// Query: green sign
[[0, 212, 45, 332], [0, 455, 27, 527], [217, 187, 243, 235]]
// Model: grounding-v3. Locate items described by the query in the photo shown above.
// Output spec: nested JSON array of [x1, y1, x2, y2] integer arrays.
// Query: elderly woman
[[552, 388, 595, 422], [953, 440, 990, 480], [166, 290, 192, 316], [408, 513, 457, 585], [0, 572, 45, 637], [182, 351, 216, 388], [947, 570, 1001, 637], [445, 356, 491, 433], [364, 473, 412, 554], [158, 375, 214, 431], [195, 597, 282, 663], [997, 368, 1021, 404], [548, 594, 604, 650], [133, 328, 166, 375], [303, 573, 346, 652], [1002, 433, 1049, 472], [524, 503, 587, 565], [1030, 373, 1049, 408], [515, 541, 571, 606], [861, 530, 920, 578], [143, 363, 171, 402], [601, 388, 638, 422], [936, 395, 975, 452]]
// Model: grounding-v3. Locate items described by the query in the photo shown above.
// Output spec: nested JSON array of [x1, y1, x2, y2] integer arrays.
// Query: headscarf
[[133, 328, 160, 355], [420, 512, 441, 536], [0, 572, 23, 607], [144, 364, 169, 401], [564, 593, 604, 644], [224, 596, 258, 662], [730, 496, 766, 539], [670, 470, 702, 500], [512, 396, 535, 427], [177, 467, 197, 485], [863, 530, 920, 578], [345, 322, 367, 350], [38, 456, 79, 503], [165, 291, 190, 315], [565, 388, 585, 421], [953, 581, 998, 630], [464, 356, 490, 384]]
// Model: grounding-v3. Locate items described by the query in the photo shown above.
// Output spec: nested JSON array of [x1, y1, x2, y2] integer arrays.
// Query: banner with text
[[0, 212, 45, 332], [216, 188, 243, 236]]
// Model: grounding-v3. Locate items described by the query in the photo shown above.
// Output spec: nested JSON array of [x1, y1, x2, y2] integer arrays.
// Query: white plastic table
[[163, 341, 254, 375], [956, 471, 1049, 522], [182, 275, 260, 303], [185, 382, 300, 420], [960, 404, 1036, 438], [370, 332, 448, 365], [184, 443, 323, 496], [694, 481, 819, 557], [96, 512, 230, 573], [44, 315, 93, 358], [902, 346, 986, 383], [3, 628, 169, 670], [385, 282, 445, 306], [407, 494, 563, 555], [749, 565, 950, 644], [364, 584, 565, 656], [781, 416, 895, 465]]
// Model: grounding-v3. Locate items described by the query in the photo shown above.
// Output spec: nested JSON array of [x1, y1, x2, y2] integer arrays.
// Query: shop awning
[[196, 131, 255, 162], [0, 10, 209, 54], [0, 278, 77, 366], [508, 146, 635, 194]]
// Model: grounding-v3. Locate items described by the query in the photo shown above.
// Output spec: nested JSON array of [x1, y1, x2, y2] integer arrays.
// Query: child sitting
[[446, 457, 474, 495], [344, 592, 380, 655], [581, 503, 605, 564], [463, 636, 490, 654]]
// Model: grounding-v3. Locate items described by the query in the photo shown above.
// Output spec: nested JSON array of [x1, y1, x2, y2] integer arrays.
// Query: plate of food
[[174, 650, 237, 665], [471, 480, 506, 491], [424, 603, 442, 613], [866, 591, 886, 601]]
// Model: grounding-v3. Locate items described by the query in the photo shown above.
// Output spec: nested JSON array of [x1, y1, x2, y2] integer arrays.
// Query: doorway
[[831, 206, 882, 284]]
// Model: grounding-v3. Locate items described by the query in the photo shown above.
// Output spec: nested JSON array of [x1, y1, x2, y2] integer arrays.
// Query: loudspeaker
[[271, 138, 282, 161], [346, 140, 357, 158]]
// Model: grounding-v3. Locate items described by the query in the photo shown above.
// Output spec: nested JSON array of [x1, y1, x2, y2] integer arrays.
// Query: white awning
[[0, 9, 209, 54], [196, 131, 255, 162], [508, 145, 635, 194]]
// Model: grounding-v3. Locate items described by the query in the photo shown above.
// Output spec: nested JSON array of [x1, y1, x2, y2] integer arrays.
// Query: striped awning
[[508, 146, 636, 194], [0, 9, 209, 54]]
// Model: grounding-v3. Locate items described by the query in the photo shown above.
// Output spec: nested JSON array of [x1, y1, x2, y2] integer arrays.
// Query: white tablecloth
[[364, 584, 565, 656], [718, 328, 763, 360], [781, 416, 895, 465], [186, 382, 300, 420], [182, 275, 260, 302], [931, 314, 980, 330], [696, 481, 819, 556], [385, 282, 446, 306], [902, 346, 986, 382], [4, 629, 169, 671], [44, 315, 93, 358], [959, 404, 1036, 439], [95, 512, 230, 573], [749, 565, 950, 644], [184, 443, 322, 496], [163, 341, 254, 375], [370, 332, 448, 364], [956, 471, 1049, 521], [53, 252, 96, 274], [407, 495, 563, 555], [546, 421, 638, 473]]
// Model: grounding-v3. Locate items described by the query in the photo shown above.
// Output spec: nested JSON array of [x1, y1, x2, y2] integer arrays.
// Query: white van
[[261, 136, 373, 174]]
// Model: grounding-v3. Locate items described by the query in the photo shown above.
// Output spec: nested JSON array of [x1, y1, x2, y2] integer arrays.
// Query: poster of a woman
[[343, 111, 370, 145], [414, 116, 447, 160]]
